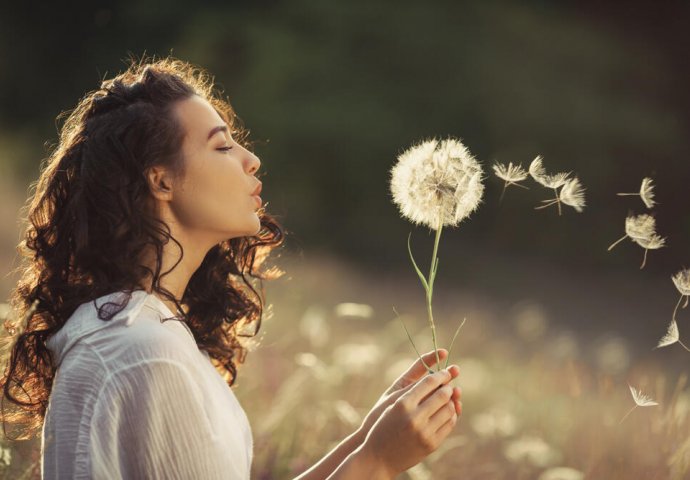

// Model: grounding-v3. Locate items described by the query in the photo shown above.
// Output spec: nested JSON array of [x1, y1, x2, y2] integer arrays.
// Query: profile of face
[[147, 94, 263, 247]]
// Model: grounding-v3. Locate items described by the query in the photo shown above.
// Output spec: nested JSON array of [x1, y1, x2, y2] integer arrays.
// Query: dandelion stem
[[619, 405, 637, 425], [427, 212, 443, 372], [673, 294, 684, 322], [616, 193, 639, 196], [678, 339, 690, 353], [640, 249, 649, 269], [499, 182, 508, 204], [534, 198, 558, 210], [684, 296, 689, 309], [512, 182, 530, 190], [554, 187, 562, 216], [608, 235, 628, 251]]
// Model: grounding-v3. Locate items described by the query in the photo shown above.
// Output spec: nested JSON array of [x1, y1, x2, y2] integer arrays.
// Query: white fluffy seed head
[[624, 214, 657, 240], [628, 385, 658, 407], [559, 177, 586, 212], [657, 319, 679, 348], [672, 269, 690, 296], [528, 155, 571, 189], [632, 233, 666, 250], [493, 162, 528, 183], [640, 177, 656, 209], [390, 137, 485, 230]]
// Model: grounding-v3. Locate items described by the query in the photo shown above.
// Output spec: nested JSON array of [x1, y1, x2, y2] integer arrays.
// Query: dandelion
[[529, 155, 572, 215], [492, 161, 529, 202], [655, 319, 690, 352], [617, 177, 656, 209], [607, 213, 660, 259], [619, 384, 658, 424], [671, 268, 690, 322], [537, 176, 586, 213], [390, 136, 484, 371], [630, 233, 665, 269]]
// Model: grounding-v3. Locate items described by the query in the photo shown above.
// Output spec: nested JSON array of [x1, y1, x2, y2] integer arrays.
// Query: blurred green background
[[2, 0, 690, 343], [1, 1, 690, 478]]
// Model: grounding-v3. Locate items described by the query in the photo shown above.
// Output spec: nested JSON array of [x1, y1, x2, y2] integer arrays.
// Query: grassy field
[[1, 251, 689, 479]]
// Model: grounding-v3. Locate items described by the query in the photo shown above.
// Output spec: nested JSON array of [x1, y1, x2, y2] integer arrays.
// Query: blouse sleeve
[[89, 358, 238, 480]]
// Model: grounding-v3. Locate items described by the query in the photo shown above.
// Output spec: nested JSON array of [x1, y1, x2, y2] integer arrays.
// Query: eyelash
[[218, 146, 233, 152]]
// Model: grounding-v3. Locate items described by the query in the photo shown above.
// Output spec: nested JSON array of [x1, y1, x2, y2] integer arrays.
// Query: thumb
[[400, 349, 448, 384]]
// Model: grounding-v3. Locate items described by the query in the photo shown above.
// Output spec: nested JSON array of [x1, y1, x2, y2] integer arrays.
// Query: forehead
[[174, 95, 227, 142]]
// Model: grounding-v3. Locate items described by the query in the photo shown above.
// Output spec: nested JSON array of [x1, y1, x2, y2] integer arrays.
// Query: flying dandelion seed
[[607, 213, 658, 256], [671, 268, 690, 322], [630, 233, 665, 269], [655, 319, 690, 352], [616, 177, 656, 209], [529, 155, 572, 216], [492, 161, 529, 202], [390, 136, 484, 371], [558, 176, 586, 213], [620, 384, 658, 424]]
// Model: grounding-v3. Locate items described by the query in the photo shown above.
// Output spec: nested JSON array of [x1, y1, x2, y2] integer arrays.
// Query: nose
[[247, 152, 261, 175]]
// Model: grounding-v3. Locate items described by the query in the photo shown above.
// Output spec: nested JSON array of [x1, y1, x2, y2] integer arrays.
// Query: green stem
[[427, 211, 443, 372]]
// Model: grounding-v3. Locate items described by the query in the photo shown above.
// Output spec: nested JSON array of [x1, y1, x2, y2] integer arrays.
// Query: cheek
[[172, 163, 243, 228]]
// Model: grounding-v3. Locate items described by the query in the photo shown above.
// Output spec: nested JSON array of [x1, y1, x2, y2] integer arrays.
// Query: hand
[[361, 368, 460, 476], [356, 349, 462, 442]]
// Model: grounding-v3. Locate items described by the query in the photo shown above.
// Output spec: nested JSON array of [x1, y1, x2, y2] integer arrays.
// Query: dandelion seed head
[[559, 177, 586, 212], [640, 177, 656, 209], [632, 233, 666, 250], [657, 319, 679, 348], [390, 137, 484, 229], [672, 269, 690, 296], [528, 155, 571, 189], [629, 384, 658, 407], [493, 162, 528, 183], [624, 214, 657, 240]]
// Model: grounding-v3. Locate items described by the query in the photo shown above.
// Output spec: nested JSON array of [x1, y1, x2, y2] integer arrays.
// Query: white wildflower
[[493, 161, 529, 202], [671, 268, 690, 322], [620, 384, 658, 424], [617, 177, 656, 209], [390, 137, 484, 230]]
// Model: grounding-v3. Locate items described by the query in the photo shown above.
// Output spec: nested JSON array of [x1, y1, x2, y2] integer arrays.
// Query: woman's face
[[165, 94, 262, 243]]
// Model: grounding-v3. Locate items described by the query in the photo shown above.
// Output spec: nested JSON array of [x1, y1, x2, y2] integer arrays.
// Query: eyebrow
[[207, 125, 228, 141]]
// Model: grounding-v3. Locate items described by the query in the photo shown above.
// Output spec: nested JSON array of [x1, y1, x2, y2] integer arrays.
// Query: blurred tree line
[[0, 0, 689, 281]]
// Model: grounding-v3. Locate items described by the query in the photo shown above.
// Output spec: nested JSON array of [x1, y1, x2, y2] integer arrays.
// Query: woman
[[1, 55, 462, 479]]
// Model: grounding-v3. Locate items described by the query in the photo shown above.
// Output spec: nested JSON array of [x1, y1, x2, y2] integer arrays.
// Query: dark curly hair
[[0, 54, 286, 441]]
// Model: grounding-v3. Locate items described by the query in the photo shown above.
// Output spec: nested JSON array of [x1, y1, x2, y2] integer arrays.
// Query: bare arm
[[293, 428, 388, 480]]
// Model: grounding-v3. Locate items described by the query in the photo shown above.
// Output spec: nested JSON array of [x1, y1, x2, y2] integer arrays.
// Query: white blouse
[[41, 289, 253, 479]]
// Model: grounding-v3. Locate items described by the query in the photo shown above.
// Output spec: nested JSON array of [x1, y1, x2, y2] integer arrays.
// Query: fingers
[[427, 399, 457, 432], [418, 383, 454, 420], [451, 386, 463, 416], [403, 369, 452, 407], [433, 406, 459, 439], [402, 349, 449, 382]]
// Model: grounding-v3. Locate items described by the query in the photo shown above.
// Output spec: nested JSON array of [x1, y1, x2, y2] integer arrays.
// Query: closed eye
[[217, 146, 234, 152]]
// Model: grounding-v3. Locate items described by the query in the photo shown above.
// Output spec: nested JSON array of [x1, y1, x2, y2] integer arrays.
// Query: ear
[[146, 165, 175, 201]]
